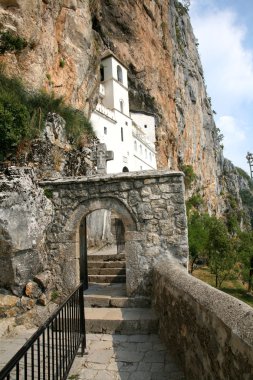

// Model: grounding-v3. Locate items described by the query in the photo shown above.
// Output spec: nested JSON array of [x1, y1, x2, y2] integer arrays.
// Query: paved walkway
[[0, 326, 36, 371], [68, 333, 185, 380]]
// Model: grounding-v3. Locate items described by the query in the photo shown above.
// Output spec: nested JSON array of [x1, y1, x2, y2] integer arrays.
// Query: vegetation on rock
[[0, 31, 28, 54], [180, 164, 197, 189], [0, 70, 94, 160]]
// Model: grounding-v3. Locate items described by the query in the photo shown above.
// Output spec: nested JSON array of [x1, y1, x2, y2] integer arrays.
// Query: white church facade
[[90, 52, 157, 174]]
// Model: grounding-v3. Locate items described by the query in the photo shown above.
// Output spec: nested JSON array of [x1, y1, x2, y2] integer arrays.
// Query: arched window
[[120, 100, 124, 113], [134, 141, 137, 151], [122, 166, 129, 172], [117, 65, 123, 83], [100, 65, 104, 81]]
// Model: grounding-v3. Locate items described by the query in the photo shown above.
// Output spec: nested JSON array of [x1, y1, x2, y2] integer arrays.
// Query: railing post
[[79, 283, 86, 356]]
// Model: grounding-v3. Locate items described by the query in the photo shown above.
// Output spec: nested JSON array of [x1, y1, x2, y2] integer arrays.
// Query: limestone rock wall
[[0, 0, 100, 115], [0, 167, 53, 292]]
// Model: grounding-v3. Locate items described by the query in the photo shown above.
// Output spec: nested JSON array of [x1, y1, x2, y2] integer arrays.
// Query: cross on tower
[[91, 143, 114, 174]]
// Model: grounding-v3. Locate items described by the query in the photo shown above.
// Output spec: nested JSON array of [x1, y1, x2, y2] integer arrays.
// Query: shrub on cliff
[[0, 31, 28, 54], [0, 70, 94, 160]]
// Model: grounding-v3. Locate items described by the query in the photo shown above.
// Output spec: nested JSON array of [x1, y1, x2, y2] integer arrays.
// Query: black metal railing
[[0, 283, 85, 380]]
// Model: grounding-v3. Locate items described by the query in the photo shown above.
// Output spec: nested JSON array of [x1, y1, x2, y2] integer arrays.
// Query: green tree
[[207, 217, 235, 288], [188, 212, 209, 273], [237, 231, 253, 291]]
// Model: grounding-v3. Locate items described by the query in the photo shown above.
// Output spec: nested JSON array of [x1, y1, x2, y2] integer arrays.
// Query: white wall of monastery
[[91, 53, 157, 174]]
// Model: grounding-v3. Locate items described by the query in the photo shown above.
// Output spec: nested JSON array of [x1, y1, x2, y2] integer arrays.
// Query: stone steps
[[88, 267, 126, 276], [85, 307, 158, 334], [89, 275, 126, 284], [87, 253, 125, 262], [88, 252, 126, 285], [84, 284, 151, 309], [85, 253, 157, 335], [88, 261, 126, 269], [84, 294, 150, 309]]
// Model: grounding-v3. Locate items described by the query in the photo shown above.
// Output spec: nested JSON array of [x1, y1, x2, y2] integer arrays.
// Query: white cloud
[[217, 115, 246, 145], [190, 5, 253, 113], [216, 115, 249, 171]]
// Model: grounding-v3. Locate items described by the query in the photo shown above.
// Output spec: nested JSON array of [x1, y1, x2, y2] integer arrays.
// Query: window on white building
[[149, 152, 152, 161], [144, 124, 147, 128], [117, 65, 123, 83], [140, 145, 142, 155], [145, 149, 147, 158], [120, 100, 124, 113], [104, 127, 107, 135], [121, 127, 124, 142], [100, 65, 104, 81], [134, 141, 137, 151]]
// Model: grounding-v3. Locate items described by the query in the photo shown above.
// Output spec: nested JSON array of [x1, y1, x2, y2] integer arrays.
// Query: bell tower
[[100, 52, 130, 116]]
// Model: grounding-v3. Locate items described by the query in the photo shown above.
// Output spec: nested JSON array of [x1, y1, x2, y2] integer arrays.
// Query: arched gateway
[[40, 170, 188, 296]]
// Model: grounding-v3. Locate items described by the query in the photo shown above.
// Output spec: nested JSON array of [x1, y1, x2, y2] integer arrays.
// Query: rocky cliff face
[[0, 0, 227, 214]]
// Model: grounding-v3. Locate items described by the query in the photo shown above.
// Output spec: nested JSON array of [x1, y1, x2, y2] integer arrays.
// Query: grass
[[193, 266, 253, 308]]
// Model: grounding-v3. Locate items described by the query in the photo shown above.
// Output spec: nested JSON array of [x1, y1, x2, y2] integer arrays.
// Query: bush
[[0, 31, 28, 54], [186, 194, 204, 215], [236, 167, 253, 190], [180, 164, 197, 189], [0, 71, 94, 159], [240, 189, 253, 208]]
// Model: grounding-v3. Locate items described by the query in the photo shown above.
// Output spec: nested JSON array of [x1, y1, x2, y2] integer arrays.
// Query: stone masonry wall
[[40, 170, 188, 296], [153, 260, 253, 380]]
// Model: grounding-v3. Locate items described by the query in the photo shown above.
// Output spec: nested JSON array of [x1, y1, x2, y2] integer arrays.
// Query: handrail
[[0, 283, 86, 380]]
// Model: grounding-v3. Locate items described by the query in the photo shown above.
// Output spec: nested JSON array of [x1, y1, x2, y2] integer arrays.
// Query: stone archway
[[62, 197, 137, 295], [41, 170, 188, 297]]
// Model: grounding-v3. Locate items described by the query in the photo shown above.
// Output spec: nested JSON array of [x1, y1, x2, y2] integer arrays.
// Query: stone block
[[128, 190, 142, 206], [25, 281, 42, 299], [0, 294, 19, 308], [151, 199, 167, 208], [34, 270, 53, 290], [141, 187, 152, 197], [37, 293, 48, 306], [120, 182, 133, 191], [144, 179, 157, 184], [20, 296, 36, 310], [134, 180, 144, 189]]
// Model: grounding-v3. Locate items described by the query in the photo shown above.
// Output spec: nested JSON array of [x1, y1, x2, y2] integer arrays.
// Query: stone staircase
[[85, 251, 158, 334], [88, 252, 126, 284]]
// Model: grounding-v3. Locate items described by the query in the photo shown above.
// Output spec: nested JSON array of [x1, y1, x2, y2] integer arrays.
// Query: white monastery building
[[90, 52, 157, 174]]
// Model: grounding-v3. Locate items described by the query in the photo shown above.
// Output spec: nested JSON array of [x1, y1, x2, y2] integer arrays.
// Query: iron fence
[[0, 283, 85, 380]]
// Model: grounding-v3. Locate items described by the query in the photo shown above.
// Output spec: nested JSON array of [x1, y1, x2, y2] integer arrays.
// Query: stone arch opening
[[63, 197, 137, 293]]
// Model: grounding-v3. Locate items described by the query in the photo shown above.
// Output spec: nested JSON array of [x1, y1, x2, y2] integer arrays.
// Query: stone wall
[[153, 260, 253, 380], [40, 170, 188, 296]]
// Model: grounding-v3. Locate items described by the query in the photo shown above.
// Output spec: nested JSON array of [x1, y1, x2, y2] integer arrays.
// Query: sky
[[189, 0, 253, 174]]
